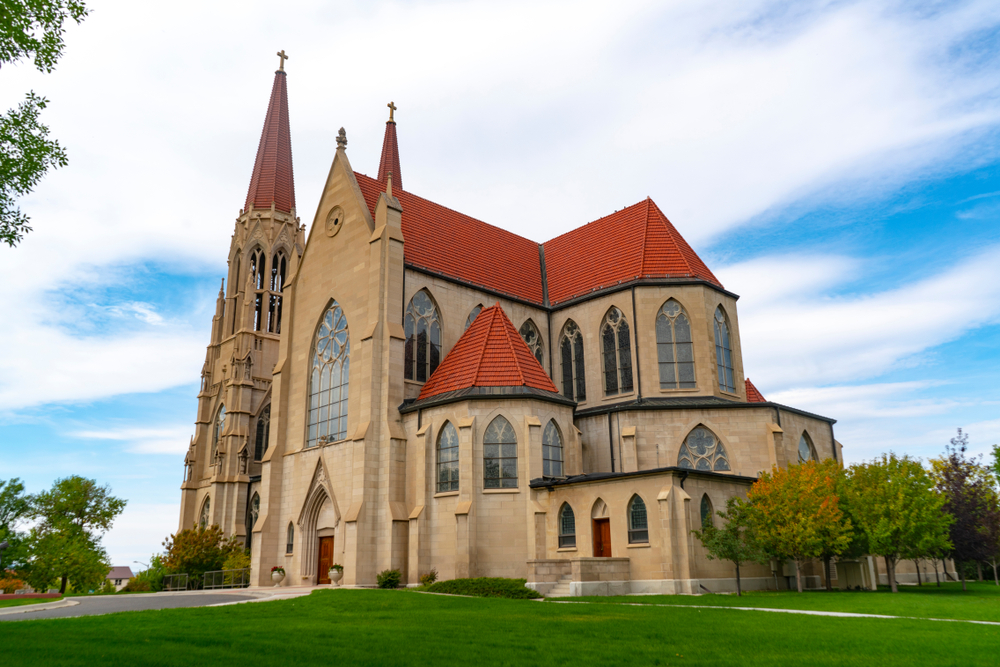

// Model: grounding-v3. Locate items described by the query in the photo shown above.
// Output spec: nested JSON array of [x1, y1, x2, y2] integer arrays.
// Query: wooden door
[[317, 536, 334, 584], [592, 518, 611, 557]]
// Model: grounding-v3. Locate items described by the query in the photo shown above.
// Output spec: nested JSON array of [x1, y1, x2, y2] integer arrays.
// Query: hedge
[[422, 577, 541, 599]]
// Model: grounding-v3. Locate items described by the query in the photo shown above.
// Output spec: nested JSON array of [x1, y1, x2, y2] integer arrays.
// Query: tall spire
[[244, 58, 295, 214], [377, 101, 402, 191]]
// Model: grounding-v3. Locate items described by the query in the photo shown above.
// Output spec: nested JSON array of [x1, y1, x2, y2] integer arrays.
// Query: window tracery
[[798, 432, 817, 463], [678, 426, 731, 471], [211, 406, 226, 460], [436, 422, 459, 493], [484, 416, 517, 489], [267, 251, 287, 334], [254, 405, 270, 461], [601, 307, 633, 396], [519, 320, 544, 366], [559, 321, 586, 402], [714, 307, 735, 393], [559, 503, 576, 548], [249, 248, 265, 332], [404, 290, 441, 382], [307, 302, 350, 447], [656, 299, 695, 389], [628, 495, 648, 544], [465, 304, 483, 331], [199, 496, 210, 528], [542, 420, 563, 477], [701, 494, 714, 528]]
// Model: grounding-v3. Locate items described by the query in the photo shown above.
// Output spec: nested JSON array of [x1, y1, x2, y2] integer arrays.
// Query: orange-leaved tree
[[746, 459, 853, 592]]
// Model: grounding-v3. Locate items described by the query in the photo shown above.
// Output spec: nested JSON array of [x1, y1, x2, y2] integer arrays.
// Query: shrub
[[98, 579, 116, 595], [223, 550, 251, 571], [423, 577, 541, 599], [376, 569, 402, 589], [122, 578, 151, 592], [0, 575, 25, 594], [162, 525, 243, 588], [131, 554, 167, 592], [419, 569, 438, 586]]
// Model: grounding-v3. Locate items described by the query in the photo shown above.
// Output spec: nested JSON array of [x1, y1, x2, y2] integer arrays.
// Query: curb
[[0, 599, 79, 616]]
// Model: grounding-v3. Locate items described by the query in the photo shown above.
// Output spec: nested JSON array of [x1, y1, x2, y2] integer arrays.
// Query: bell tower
[[178, 53, 305, 548]]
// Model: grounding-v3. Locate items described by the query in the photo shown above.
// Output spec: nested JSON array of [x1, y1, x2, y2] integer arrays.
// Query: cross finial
[[277, 50, 289, 71], [387, 101, 397, 123]]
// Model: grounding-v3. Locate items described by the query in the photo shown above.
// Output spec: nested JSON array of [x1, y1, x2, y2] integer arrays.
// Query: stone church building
[[178, 60, 844, 595]]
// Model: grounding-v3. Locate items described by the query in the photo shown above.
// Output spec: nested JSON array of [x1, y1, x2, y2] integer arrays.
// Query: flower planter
[[271, 571, 285, 586], [328, 569, 343, 586]]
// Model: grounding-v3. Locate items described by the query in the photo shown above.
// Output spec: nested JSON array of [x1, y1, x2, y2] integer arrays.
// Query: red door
[[592, 519, 611, 557], [317, 536, 334, 584]]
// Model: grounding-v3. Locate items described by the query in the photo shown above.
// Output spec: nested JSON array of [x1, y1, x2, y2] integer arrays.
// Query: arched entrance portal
[[591, 499, 611, 557], [299, 487, 340, 586]]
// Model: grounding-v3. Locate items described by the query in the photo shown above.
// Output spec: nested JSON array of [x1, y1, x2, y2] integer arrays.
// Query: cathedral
[[177, 57, 843, 595]]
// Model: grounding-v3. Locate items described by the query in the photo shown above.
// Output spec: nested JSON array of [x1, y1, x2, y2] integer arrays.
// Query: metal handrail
[[203, 568, 250, 590], [163, 573, 189, 591]]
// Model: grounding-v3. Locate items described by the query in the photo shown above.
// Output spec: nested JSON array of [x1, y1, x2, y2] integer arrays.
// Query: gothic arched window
[[246, 492, 260, 549], [559, 503, 576, 548], [558, 320, 586, 402], [465, 304, 483, 331], [286, 522, 294, 554], [678, 426, 730, 471], [701, 494, 714, 528], [267, 251, 287, 334], [404, 290, 441, 382], [436, 421, 459, 493], [199, 496, 211, 528], [231, 252, 241, 334], [798, 432, 818, 463], [628, 495, 649, 544], [519, 319, 544, 366], [542, 420, 563, 477], [254, 405, 271, 461], [211, 406, 226, 459], [307, 302, 350, 447], [601, 307, 633, 396], [656, 299, 695, 389], [714, 306, 735, 393], [249, 248, 265, 332], [484, 416, 517, 489]]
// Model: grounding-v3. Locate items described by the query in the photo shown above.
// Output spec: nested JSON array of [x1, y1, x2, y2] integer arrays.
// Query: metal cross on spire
[[277, 49, 289, 71], [387, 101, 397, 122]]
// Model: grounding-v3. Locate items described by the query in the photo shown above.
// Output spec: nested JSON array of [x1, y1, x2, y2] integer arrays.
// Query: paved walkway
[[0, 588, 310, 622]]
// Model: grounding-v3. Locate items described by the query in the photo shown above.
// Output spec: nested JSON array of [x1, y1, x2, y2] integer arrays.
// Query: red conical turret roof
[[745, 378, 766, 403], [377, 105, 402, 191], [418, 304, 558, 401], [244, 69, 295, 214]]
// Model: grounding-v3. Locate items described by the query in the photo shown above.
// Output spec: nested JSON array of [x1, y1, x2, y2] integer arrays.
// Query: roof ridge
[[639, 197, 652, 277], [472, 306, 500, 384]]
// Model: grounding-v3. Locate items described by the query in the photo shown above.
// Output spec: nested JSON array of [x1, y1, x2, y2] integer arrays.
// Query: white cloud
[[102, 503, 179, 567], [769, 382, 958, 421], [70, 425, 193, 455], [102, 302, 166, 326]]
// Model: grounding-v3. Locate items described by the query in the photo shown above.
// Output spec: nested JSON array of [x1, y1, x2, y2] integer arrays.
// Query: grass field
[[1, 589, 998, 666], [563, 581, 1000, 622], [0, 597, 62, 609]]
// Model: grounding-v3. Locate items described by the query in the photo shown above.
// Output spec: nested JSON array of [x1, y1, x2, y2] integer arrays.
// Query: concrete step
[[547, 582, 571, 598]]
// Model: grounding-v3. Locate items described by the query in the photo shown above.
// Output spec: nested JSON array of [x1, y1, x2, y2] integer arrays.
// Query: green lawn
[[561, 581, 1000, 622], [1, 589, 998, 666], [0, 596, 62, 609]]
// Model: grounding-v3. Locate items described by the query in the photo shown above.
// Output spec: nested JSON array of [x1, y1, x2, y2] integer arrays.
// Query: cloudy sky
[[2, 0, 999, 567]]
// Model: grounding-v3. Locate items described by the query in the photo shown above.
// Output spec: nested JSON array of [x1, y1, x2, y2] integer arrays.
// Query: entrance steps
[[546, 574, 572, 598]]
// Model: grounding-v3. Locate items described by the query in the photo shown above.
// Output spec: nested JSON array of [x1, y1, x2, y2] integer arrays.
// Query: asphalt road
[[0, 591, 258, 621]]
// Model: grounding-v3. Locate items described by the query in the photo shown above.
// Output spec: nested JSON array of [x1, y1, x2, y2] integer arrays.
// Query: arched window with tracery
[[286, 522, 295, 554], [656, 299, 695, 389], [246, 493, 260, 549], [519, 319, 544, 366], [465, 304, 483, 331], [678, 426, 730, 471], [798, 432, 817, 463], [558, 320, 586, 402], [628, 495, 648, 544], [559, 503, 576, 548], [714, 306, 735, 393], [254, 405, 270, 461], [542, 420, 563, 477], [230, 251, 241, 334], [307, 302, 350, 447], [404, 290, 441, 382], [484, 416, 517, 489], [601, 307, 633, 396], [700, 494, 714, 528], [267, 251, 287, 334], [249, 248, 265, 332], [436, 421, 459, 493], [199, 496, 211, 528], [211, 405, 226, 459]]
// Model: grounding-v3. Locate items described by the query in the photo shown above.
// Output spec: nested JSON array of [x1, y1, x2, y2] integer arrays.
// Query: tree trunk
[[735, 562, 742, 597], [886, 556, 898, 593], [977, 562, 983, 582], [60, 575, 68, 594], [823, 556, 832, 592], [960, 561, 967, 591], [795, 560, 804, 593], [992, 559, 999, 586], [933, 559, 940, 587], [914, 559, 922, 586]]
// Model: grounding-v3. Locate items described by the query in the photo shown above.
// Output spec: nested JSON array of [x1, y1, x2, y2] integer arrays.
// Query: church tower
[[178, 52, 305, 550]]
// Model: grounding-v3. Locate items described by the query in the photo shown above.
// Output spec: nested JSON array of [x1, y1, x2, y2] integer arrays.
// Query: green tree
[[29, 475, 126, 593], [842, 453, 951, 593], [692, 497, 765, 596], [162, 525, 243, 588], [0, 477, 33, 572], [0, 0, 89, 246], [745, 460, 853, 592]]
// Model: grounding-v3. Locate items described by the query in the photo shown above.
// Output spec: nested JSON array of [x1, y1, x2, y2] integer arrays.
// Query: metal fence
[[163, 573, 189, 591], [203, 568, 250, 590]]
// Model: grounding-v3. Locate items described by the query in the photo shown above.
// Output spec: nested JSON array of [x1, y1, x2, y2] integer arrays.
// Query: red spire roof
[[542, 198, 722, 305], [745, 378, 766, 403], [244, 69, 295, 214], [418, 304, 559, 401], [377, 118, 402, 191]]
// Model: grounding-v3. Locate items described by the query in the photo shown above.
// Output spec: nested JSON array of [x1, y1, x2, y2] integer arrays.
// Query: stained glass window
[[798, 433, 817, 463], [714, 307, 735, 393], [602, 307, 633, 396], [212, 406, 226, 459], [656, 299, 695, 389], [254, 405, 270, 461], [559, 321, 586, 401], [677, 426, 731, 471], [307, 302, 350, 447], [559, 503, 576, 548], [628, 495, 648, 544], [519, 319, 544, 366], [465, 304, 483, 331], [200, 496, 210, 528], [700, 494, 714, 528], [484, 416, 517, 489], [404, 290, 441, 382], [542, 420, 563, 477], [436, 422, 459, 493]]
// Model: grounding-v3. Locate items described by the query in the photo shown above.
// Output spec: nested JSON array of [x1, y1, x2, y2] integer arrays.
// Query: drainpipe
[[608, 412, 616, 473]]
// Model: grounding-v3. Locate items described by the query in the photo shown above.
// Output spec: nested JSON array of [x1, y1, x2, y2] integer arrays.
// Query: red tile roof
[[245, 70, 295, 214], [745, 378, 766, 403], [418, 304, 559, 400], [377, 121, 403, 191], [355, 173, 545, 303], [542, 198, 722, 305]]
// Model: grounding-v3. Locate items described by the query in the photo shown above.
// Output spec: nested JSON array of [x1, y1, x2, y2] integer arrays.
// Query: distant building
[[106, 566, 133, 591]]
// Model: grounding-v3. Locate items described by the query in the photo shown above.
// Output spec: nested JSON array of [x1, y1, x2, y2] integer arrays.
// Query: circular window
[[325, 206, 345, 237]]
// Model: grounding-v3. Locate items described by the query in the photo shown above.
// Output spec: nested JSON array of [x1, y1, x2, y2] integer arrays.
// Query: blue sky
[[2, 0, 999, 565]]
